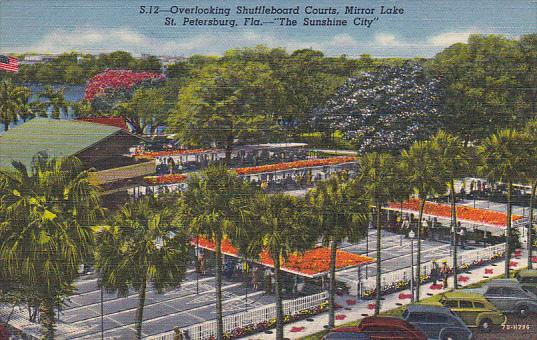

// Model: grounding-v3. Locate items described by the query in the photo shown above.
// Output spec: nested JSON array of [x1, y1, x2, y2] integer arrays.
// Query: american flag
[[0, 55, 19, 73]]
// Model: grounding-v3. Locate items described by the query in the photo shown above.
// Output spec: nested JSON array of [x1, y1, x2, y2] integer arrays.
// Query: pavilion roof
[[193, 236, 373, 278], [387, 198, 523, 228], [233, 156, 356, 176], [0, 118, 121, 169]]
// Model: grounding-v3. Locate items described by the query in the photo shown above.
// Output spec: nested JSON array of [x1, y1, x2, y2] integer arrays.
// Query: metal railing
[[146, 291, 328, 340], [359, 243, 505, 292]]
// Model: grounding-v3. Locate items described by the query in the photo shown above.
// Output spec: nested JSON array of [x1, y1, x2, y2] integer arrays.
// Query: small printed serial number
[[502, 324, 530, 330], [139, 6, 159, 14]]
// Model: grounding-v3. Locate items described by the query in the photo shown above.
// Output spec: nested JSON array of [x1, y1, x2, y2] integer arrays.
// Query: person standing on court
[[459, 223, 466, 249], [199, 254, 206, 276], [431, 260, 441, 285], [264, 267, 272, 294], [251, 266, 260, 291], [441, 260, 450, 288]]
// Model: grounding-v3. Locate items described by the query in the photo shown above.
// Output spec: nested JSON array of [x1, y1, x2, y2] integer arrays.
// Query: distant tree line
[[1, 34, 536, 152], [0, 51, 162, 84]]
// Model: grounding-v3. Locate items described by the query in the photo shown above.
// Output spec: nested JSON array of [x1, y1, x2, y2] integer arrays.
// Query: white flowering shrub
[[314, 62, 442, 153]]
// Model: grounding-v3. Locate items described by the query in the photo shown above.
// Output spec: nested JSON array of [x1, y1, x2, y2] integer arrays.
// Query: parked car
[[0, 323, 10, 340], [515, 269, 537, 295], [322, 317, 427, 340], [402, 304, 472, 340], [357, 317, 427, 340], [322, 329, 372, 340], [424, 291, 505, 331], [467, 278, 537, 316]]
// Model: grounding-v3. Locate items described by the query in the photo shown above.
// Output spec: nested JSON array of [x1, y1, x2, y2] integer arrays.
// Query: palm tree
[[249, 193, 315, 340], [401, 141, 445, 301], [306, 173, 368, 328], [39, 85, 68, 119], [182, 165, 253, 340], [14, 87, 33, 122], [18, 102, 34, 122], [430, 131, 470, 288], [30, 101, 50, 118], [71, 100, 94, 118], [478, 129, 528, 277], [357, 152, 408, 314], [524, 122, 537, 268], [226, 183, 262, 311], [0, 153, 101, 339], [0, 81, 27, 131], [95, 196, 190, 340]]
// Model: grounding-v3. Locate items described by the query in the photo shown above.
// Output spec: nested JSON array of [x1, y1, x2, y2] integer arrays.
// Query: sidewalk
[[240, 250, 529, 340]]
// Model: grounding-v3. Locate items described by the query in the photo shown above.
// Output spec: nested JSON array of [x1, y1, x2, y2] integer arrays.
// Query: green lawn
[[298, 268, 525, 340]]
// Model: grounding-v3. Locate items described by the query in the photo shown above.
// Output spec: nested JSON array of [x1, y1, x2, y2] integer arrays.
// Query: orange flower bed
[[141, 156, 356, 185], [193, 237, 373, 276], [144, 174, 187, 185], [195, 237, 240, 257], [234, 156, 357, 175], [134, 148, 214, 159], [389, 198, 522, 227]]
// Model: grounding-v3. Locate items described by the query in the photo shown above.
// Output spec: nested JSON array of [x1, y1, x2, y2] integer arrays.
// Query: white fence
[[147, 291, 328, 340], [358, 243, 505, 292], [514, 217, 530, 243]]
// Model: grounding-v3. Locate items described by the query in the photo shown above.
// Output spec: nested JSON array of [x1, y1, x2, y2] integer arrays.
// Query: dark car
[[322, 330, 372, 340], [402, 304, 472, 340], [322, 317, 427, 340], [515, 269, 537, 295], [358, 317, 427, 340], [467, 279, 537, 316]]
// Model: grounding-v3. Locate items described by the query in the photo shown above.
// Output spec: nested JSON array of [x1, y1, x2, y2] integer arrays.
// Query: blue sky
[[1, 0, 535, 58]]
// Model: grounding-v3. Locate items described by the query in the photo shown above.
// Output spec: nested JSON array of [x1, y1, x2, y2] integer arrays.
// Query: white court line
[[337, 243, 452, 276], [67, 276, 215, 311], [73, 290, 264, 340], [61, 307, 142, 339], [73, 277, 99, 287], [487, 202, 507, 211], [339, 233, 404, 251], [70, 282, 243, 325], [74, 268, 196, 289], [67, 279, 217, 315]]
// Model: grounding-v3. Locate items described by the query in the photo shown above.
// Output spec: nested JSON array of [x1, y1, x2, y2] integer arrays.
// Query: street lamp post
[[409, 230, 415, 303], [357, 265, 362, 299], [100, 286, 104, 340], [365, 222, 370, 279], [196, 236, 199, 295], [451, 223, 456, 256]]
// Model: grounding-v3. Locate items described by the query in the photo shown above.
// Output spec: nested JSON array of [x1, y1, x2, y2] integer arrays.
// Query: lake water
[[26, 84, 86, 103], [1, 83, 164, 135], [1, 84, 86, 132]]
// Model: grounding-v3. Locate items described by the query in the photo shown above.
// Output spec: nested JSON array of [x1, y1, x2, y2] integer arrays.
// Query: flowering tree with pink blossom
[[84, 69, 164, 101], [83, 69, 167, 134]]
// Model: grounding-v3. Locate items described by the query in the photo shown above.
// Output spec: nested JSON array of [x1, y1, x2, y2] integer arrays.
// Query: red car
[[330, 317, 428, 340], [0, 324, 10, 340]]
